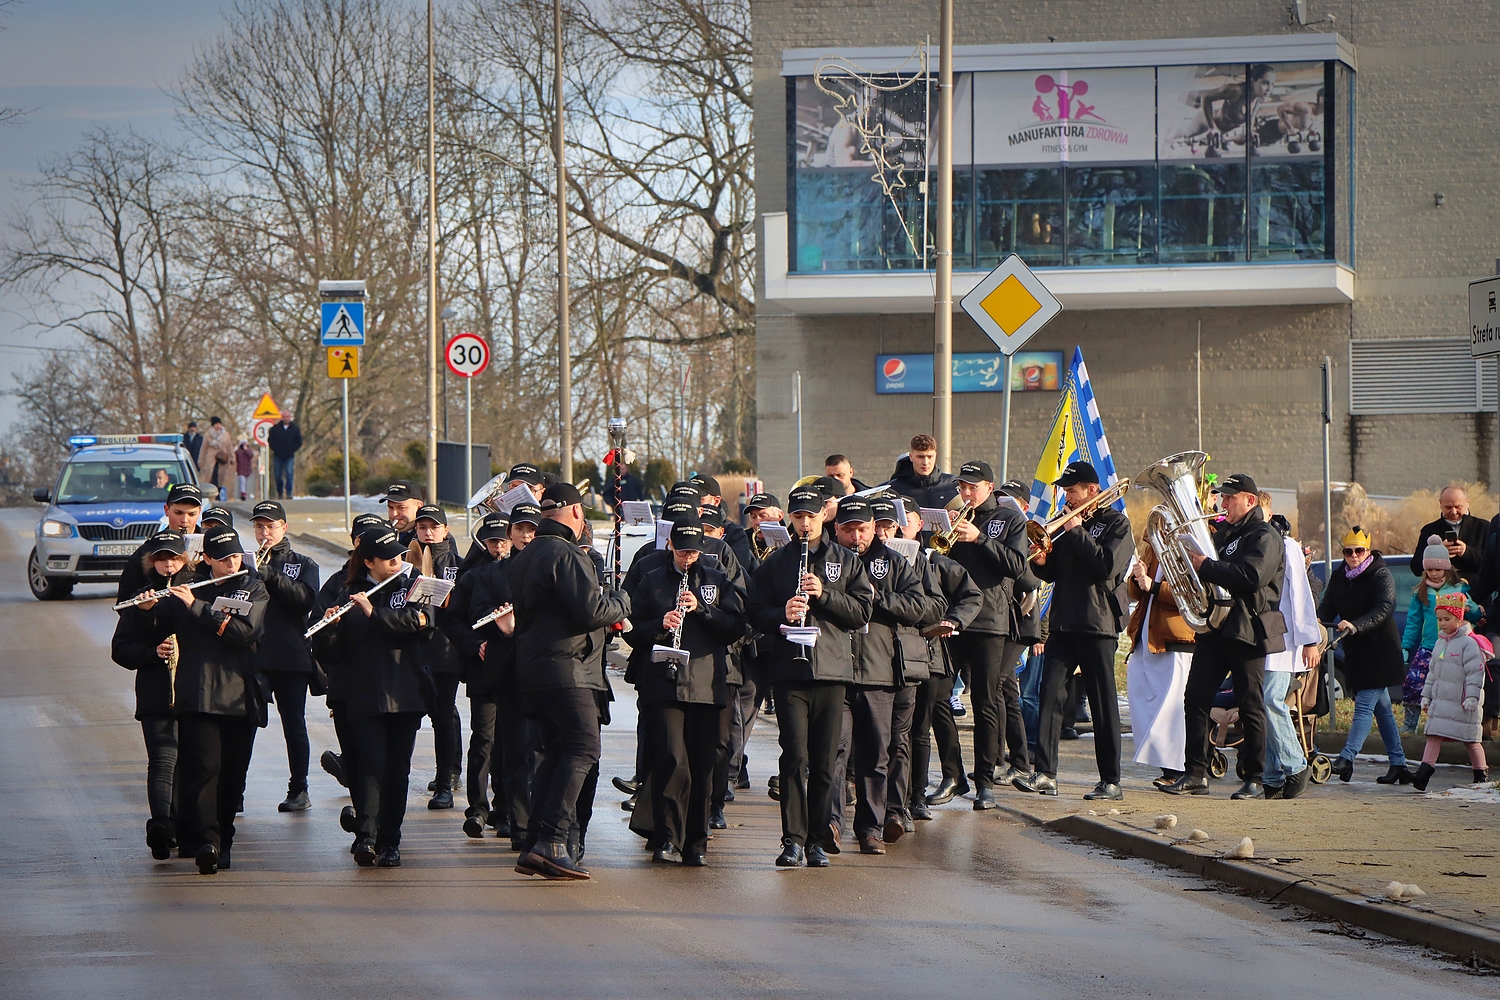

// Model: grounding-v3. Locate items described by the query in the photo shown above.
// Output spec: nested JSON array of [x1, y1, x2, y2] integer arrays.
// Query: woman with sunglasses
[[1318, 527, 1410, 782]]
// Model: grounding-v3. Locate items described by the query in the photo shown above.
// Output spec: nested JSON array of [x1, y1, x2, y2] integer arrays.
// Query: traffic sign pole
[[465, 374, 473, 541], [343, 379, 352, 532], [1000, 354, 1014, 482], [445, 332, 490, 538]]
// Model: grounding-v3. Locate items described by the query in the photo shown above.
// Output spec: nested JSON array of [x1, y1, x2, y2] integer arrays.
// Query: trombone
[[1026, 479, 1131, 558]]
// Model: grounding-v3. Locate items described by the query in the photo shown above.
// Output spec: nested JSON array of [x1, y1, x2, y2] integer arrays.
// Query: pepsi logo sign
[[883, 358, 907, 381]]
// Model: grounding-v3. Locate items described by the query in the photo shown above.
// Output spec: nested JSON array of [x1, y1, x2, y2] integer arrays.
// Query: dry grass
[[1298, 480, 1498, 560]]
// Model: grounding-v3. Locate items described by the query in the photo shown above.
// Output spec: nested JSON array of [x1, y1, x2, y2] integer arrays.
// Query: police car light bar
[[68, 433, 185, 449]]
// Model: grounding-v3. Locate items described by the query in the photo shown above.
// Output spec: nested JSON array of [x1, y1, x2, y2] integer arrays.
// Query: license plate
[[94, 543, 136, 556]]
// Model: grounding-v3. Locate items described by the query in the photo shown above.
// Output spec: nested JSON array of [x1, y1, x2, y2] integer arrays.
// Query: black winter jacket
[[253, 539, 320, 676], [722, 520, 756, 574], [885, 456, 960, 509], [626, 536, 748, 595], [439, 549, 495, 688], [946, 496, 1030, 636], [111, 564, 194, 719], [902, 550, 983, 680], [413, 537, 464, 676], [312, 567, 434, 720], [508, 519, 630, 692], [312, 564, 351, 701], [1318, 552, 1405, 691], [1409, 514, 1489, 583], [851, 538, 935, 688], [1033, 504, 1134, 637], [466, 557, 518, 698], [1197, 507, 1286, 649], [627, 559, 745, 706], [154, 566, 269, 721], [746, 534, 874, 684]]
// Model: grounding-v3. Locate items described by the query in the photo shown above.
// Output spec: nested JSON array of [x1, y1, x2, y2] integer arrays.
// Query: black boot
[[1376, 764, 1413, 785], [278, 782, 311, 812], [1474, 768, 1490, 784], [145, 818, 172, 860], [1330, 756, 1353, 782], [1412, 762, 1436, 792], [463, 808, 487, 839]]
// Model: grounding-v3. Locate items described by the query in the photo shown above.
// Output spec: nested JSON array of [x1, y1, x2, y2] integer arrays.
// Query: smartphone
[[1445, 528, 1460, 542]]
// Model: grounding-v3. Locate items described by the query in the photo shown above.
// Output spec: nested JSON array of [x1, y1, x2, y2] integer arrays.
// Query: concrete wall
[[751, 0, 1500, 497]]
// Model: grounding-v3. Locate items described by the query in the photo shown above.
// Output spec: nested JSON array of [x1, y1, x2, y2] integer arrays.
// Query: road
[[0, 507, 1490, 999]]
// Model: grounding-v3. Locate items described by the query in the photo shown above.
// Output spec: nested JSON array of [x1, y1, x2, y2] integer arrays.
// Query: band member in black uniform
[[200, 505, 234, 532], [408, 504, 464, 808], [510, 483, 630, 881], [832, 496, 933, 854], [247, 501, 321, 813], [312, 528, 432, 867], [1017, 462, 1133, 800], [117, 483, 204, 603], [690, 474, 754, 570], [111, 530, 194, 860], [941, 461, 1032, 809], [627, 518, 745, 865], [158, 527, 269, 874], [746, 486, 873, 868], [381, 480, 424, 543], [1163, 473, 1285, 798], [691, 501, 751, 825], [729, 493, 783, 794]]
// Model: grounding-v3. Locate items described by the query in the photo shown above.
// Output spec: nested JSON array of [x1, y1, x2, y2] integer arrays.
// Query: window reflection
[[1159, 163, 1246, 262], [975, 167, 1063, 268], [1066, 165, 1156, 265]]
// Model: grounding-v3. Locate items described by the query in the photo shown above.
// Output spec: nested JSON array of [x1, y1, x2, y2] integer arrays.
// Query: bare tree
[[0, 1, 25, 125]]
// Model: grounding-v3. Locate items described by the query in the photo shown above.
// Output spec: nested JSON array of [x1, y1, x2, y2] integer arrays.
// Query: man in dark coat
[[884, 434, 960, 510], [266, 411, 303, 499], [1409, 484, 1490, 584]]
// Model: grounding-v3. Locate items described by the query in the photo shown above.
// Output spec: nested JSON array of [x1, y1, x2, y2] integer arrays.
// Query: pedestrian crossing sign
[[321, 301, 365, 346], [327, 346, 359, 379]]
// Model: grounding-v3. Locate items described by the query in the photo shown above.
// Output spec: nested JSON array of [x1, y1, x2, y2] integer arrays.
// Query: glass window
[[56, 461, 187, 503], [1159, 162, 1245, 262], [1250, 160, 1325, 259], [975, 167, 1063, 268], [1065, 164, 1157, 265]]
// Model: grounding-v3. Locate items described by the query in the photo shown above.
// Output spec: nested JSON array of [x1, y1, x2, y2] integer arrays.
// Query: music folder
[[779, 625, 819, 647], [920, 507, 954, 532], [620, 500, 654, 527], [210, 596, 252, 617], [651, 645, 691, 666], [757, 523, 792, 549]]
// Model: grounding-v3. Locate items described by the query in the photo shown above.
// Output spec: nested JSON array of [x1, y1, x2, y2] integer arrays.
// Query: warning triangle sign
[[252, 393, 281, 420]]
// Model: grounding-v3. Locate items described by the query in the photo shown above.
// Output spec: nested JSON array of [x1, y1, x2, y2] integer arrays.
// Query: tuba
[[1135, 451, 1229, 633]]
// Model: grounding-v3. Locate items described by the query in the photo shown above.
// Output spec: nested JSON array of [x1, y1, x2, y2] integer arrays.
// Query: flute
[[471, 603, 515, 631], [305, 570, 405, 638], [114, 570, 249, 610]]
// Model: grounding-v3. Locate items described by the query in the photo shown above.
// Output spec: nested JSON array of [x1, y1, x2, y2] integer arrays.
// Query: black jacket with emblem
[[900, 548, 983, 681], [851, 538, 937, 688], [253, 538, 320, 676], [626, 535, 748, 596], [945, 496, 1030, 636], [746, 533, 874, 684], [151, 565, 269, 721], [627, 559, 745, 706], [1033, 503, 1134, 637], [464, 556, 517, 698], [312, 567, 434, 720], [1197, 506, 1286, 649], [508, 519, 630, 692], [722, 520, 757, 574], [111, 562, 195, 719], [438, 549, 497, 690], [311, 564, 352, 701], [412, 537, 464, 676]]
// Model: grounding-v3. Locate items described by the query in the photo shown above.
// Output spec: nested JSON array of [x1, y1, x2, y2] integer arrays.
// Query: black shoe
[[1330, 756, 1353, 782], [1153, 769, 1185, 789], [1376, 764, 1414, 785], [883, 816, 906, 842], [775, 843, 806, 867], [428, 787, 454, 810], [320, 749, 348, 788], [1084, 782, 1124, 801], [1159, 775, 1211, 795], [195, 844, 220, 875], [1412, 762, 1436, 792], [723, 787, 735, 803], [339, 805, 357, 833], [509, 838, 528, 853], [1012, 771, 1057, 795], [522, 841, 591, 880], [767, 775, 781, 801], [925, 776, 969, 805], [735, 774, 751, 791], [353, 836, 377, 867], [1282, 766, 1312, 799], [427, 778, 439, 792], [652, 844, 683, 864], [682, 851, 707, 867], [146, 818, 172, 861], [995, 765, 1016, 785], [911, 801, 933, 821], [494, 821, 512, 839], [621, 795, 637, 812], [1231, 780, 1263, 800], [1476, 768, 1491, 784], [806, 845, 830, 868], [1262, 783, 1285, 799], [973, 788, 997, 810], [612, 776, 640, 796], [709, 807, 727, 830], [1060, 727, 1079, 740], [463, 810, 487, 839], [278, 787, 311, 812], [376, 846, 401, 868]]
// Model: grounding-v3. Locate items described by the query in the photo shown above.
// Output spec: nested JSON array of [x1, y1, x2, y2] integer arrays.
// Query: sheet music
[[757, 523, 792, 549], [210, 596, 252, 617], [920, 507, 954, 532], [620, 500, 654, 527], [885, 537, 921, 563], [495, 483, 537, 514], [651, 645, 691, 665], [405, 575, 456, 606], [654, 519, 674, 550], [779, 625, 820, 647]]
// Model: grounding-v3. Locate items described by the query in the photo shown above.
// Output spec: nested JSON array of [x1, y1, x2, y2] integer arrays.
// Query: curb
[[1006, 800, 1500, 967], [224, 503, 351, 560]]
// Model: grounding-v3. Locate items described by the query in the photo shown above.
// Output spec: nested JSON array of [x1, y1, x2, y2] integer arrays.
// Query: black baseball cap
[[689, 474, 722, 496], [1053, 461, 1099, 487], [699, 504, 725, 528], [999, 480, 1031, 504], [814, 475, 845, 500], [744, 492, 780, 512], [146, 530, 186, 556], [381, 480, 421, 503], [539, 482, 583, 510], [836, 496, 873, 523], [869, 497, 900, 523], [669, 480, 705, 497], [508, 502, 543, 526], [414, 504, 447, 525], [251, 501, 286, 522], [358, 528, 407, 560], [661, 499, 698, 521], [166, 483, 204, 507], [787, 487, 823, 514], [203, 528, 243, 560], [1215, 473, 1258, 496], [475, 512, 510, 541], [200, 506, 234, 528], [669, 517, 706, 551], [900, 496, 919, 515], [958, 461, 994, 485], [506, 463, 544, 486], [351, 513, 387, 540]]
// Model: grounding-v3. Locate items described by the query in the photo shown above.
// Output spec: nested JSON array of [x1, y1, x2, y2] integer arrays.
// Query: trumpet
[[253, 538, 274, 572], [306, 570, 406, 638], [929, 495, 975, 555], [114, 569, 249, 610], [471, 603, 515, 631], [1026, 479, 1132, 558]]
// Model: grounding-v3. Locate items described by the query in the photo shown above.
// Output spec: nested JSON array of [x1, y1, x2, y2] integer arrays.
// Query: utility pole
[[554, 0, 573, 481], [425, 0, 438, 498], [932, 0, 954, 474]]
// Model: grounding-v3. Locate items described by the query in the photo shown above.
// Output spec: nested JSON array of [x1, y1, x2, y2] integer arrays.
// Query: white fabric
[[1267, 537, 1320, 672], [1127, 586, 1190, 770]]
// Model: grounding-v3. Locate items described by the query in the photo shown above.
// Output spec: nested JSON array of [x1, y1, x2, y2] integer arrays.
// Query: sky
[[0, 0, 230, 431]]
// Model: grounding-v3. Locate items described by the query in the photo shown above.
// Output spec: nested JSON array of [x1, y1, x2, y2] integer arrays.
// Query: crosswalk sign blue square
[[321, 301, 365, 346]]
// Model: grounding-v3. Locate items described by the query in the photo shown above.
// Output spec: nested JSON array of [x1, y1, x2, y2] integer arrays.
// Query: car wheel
[[28, 548, 73, 601]]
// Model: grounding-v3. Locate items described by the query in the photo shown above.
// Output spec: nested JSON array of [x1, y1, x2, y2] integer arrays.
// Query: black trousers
[[829, 696, 854, 837], [1185, 638, 1267, 780], [774, 681, 845, 849], [914, 672, 964, 796], [177, 712, 256, 852], [465, 696, 505, 815], [525, 687, 603, 846], [729, 658, 768, 787], [495, 694, 539, 834], [263, 670, 310, 790], [1034, 632, 1122, 784], [848, 686, 896, 840], [430, 672, 463, 782], [348, 711, 422, 847], [140, 712, 178, 823], [330, 698, 357, 788], [884, 684, 917, 822], [711, 685, 738, 807], [951, 633, 1029, 788], [648, 702, 721, 855]]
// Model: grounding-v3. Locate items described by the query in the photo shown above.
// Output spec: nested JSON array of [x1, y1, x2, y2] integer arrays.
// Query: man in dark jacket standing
[[266, 411, 303, 500], [1409, 485, 1489, 584], [1017, 462, 1133, 801], [510, 483, 630, 880], [885, 434, 960, 510], [249, 502, 321, 813], [746, 486, 874, 869], [1163, 473, 1285, 799]]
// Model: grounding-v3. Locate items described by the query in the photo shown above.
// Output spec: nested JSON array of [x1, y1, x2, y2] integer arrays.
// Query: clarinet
[[792, 529, 811, 664], [663, 572, 691, 680]]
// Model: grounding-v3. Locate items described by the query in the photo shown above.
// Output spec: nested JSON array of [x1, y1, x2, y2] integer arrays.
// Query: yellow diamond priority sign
[[960, 254, 1062, 355]]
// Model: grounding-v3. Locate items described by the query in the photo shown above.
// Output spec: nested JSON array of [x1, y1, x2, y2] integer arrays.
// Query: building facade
[[752, 1, 1500, 497]]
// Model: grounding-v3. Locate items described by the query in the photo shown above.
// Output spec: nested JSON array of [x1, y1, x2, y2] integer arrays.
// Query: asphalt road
[[0, 508, 1490, 999]]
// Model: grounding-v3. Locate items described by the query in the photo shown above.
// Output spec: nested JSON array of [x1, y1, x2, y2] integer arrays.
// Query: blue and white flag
[[1027, 346, 1124, 521]]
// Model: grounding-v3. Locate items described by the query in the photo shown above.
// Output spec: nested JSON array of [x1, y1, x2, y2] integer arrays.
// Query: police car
[[28, 434, 200, 600]]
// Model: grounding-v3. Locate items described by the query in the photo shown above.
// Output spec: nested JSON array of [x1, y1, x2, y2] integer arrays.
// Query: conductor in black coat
[[509, 483, 630, 881]]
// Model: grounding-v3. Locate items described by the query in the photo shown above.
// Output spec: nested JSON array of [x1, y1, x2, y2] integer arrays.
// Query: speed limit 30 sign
[[446, 332, 490, 378]]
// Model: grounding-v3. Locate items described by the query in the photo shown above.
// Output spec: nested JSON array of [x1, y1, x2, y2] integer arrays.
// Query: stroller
[[1205, 659, 1334, 783]]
